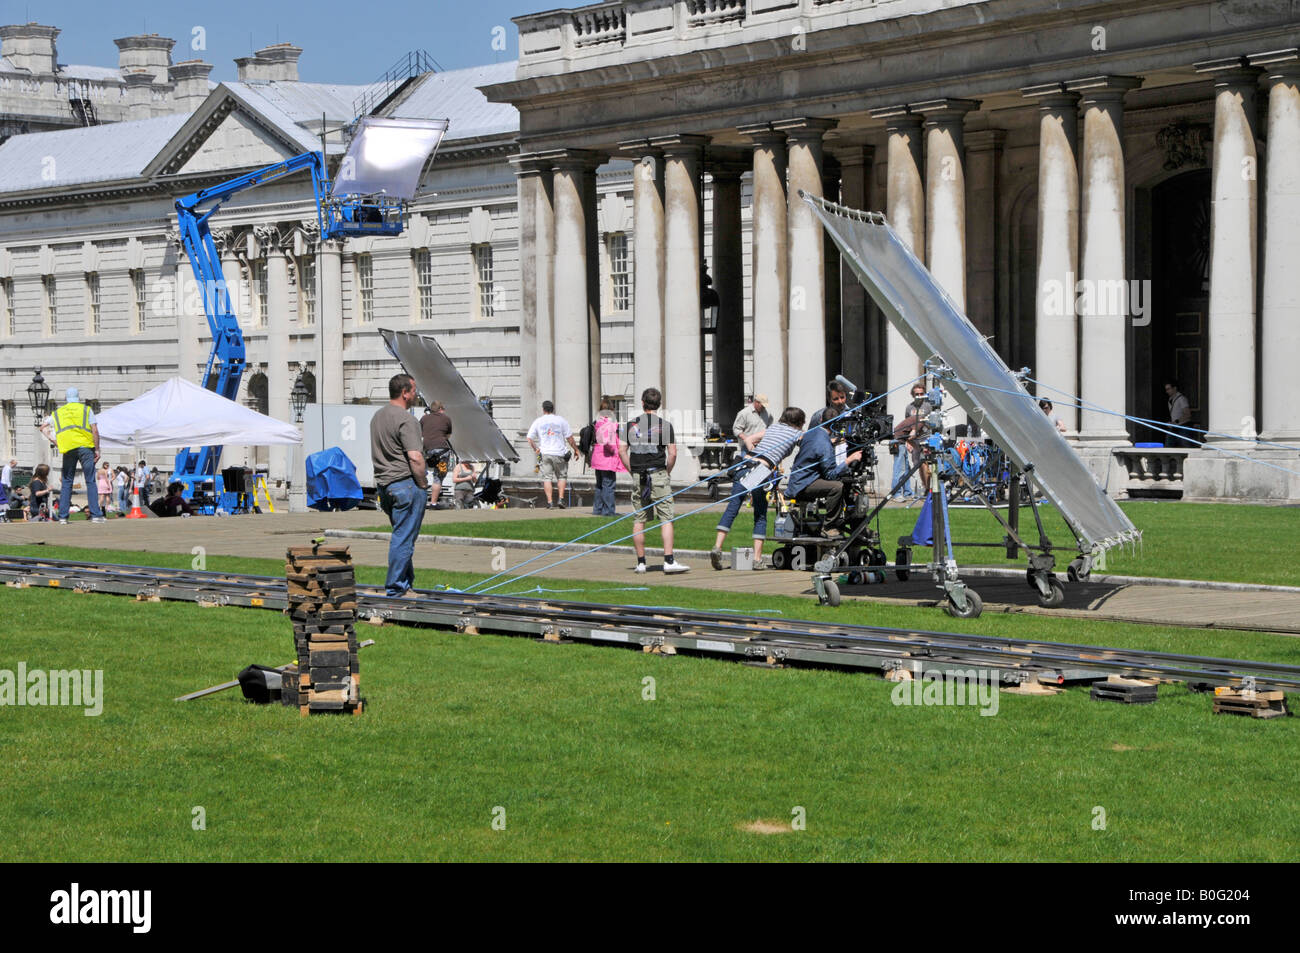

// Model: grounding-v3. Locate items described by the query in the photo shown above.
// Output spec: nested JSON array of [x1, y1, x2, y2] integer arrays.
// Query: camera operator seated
[[785, 425, 863, 536]]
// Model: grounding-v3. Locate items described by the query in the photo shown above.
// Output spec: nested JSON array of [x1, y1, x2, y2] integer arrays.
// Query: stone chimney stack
[[169, 59, 213, 111], [113, 34, 174, 84], [0, 23, 60, 75], [122, 69, 155, 120], [235, 42, 302, 82]]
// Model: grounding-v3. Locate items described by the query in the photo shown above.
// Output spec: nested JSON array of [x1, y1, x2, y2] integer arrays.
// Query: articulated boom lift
[[170, 117, 448, 499]]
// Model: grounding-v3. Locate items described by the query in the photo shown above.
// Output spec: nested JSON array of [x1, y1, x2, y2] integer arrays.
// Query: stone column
[[833, 146, 873, 393], [653, 135, 708, 434], [513, 155, 555, 429], [872, 108, 925, 418], [259, 224, 291, 484], [1196, 60, 1263, 442], [777, 118, 837, 416], [711, 166, 745, 423], [215, 232, 248, 466], [1255, 52, 1300, 442], [319, 238, 343, 404], [1023, 86, 1081, 434], [582, 161, 602, 415], [740, 124, 789, 410], [551, 152, 598, 425], [964, 127, 1004, 341], [1073, 76, 1141, 442], [619, 143, 666, 398]]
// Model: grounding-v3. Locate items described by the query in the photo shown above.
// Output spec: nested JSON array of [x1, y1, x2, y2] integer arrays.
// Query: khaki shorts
[[541, 454, 568, 481], [634, 468, 673, 524]]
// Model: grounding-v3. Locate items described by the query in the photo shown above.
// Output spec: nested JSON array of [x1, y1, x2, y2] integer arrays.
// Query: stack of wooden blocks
[[284, 543, 362, 715], [1213, 687, 1288, 719]]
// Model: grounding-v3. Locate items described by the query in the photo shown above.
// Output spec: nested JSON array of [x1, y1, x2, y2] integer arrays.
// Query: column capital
[[649, 133, 710, 157], [708, 165, 747, 181], [1021, 82, 1081, 111], [544, 148, 604, 172], [1249, 48, 1300, 84], [511, 151, 555, 177], [870, 104, 922, 129], [965, 128, 1007, 152], [1065, 75, 1143, 103], [737, 122, 786, 145], [617, 138, 663, 158], [1195, 56, 1263, 85], [771, 117, 839, 142], [912, 98, 980, 125]]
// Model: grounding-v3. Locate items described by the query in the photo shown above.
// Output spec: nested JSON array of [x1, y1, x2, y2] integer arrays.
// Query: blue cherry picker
[[169, 117, 447, 510]]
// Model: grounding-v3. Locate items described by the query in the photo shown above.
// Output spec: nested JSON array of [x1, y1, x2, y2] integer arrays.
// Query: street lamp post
[[700, 263, 720, 430], [27, 367, 52, 469], [289, 367, 309, 513]]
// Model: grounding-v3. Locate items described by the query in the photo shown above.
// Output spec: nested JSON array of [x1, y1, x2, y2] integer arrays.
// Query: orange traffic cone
[[126, 488, 147, 519]]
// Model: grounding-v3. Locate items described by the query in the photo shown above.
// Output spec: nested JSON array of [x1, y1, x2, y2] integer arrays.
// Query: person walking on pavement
[[526, 400, 578, 508], [38, 386, 105, 524], [369, 374, 429, 598]]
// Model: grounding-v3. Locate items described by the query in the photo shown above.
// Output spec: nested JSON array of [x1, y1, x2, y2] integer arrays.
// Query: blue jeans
[[891, 448, 914, 498], [716, 476, 769, 539], [379, 478, 426, 596], [593, 469, 617, 515], [60, 447, 102, 519]]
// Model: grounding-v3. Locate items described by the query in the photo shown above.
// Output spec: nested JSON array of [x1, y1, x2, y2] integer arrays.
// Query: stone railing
[[687, 0, 747, 26], [1113, 447, 1189, 498], [572, 2, 628, 47]]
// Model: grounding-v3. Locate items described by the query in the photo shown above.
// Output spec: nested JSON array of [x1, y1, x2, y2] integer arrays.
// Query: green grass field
[[367, 500, 1300, 586], [2, 541, 1299, 861]]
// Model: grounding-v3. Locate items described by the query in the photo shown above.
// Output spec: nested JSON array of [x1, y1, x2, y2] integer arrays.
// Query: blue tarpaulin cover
[[306, 446, 363, 511]]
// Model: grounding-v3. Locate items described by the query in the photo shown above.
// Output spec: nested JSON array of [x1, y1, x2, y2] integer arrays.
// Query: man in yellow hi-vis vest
[[38, 386, 105, 524]]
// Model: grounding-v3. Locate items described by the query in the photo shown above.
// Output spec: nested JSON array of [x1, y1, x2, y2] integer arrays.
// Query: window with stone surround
[[87, 272, 101, 334], [473, 244, 494, 320], [608, 233, 629, 312], [130, 269, 146, 334], [357, 254, 374, 324], [299, 255, 316, 326], [43, 275, 57, 335], [254, 260, 268, 328], [1, 278, 12, 337], [414, 248, 433, 322]]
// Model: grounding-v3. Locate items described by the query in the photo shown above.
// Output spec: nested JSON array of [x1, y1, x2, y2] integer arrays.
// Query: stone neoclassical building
[[484, 0, 1300, 499], [2, 1, 1299, 501]]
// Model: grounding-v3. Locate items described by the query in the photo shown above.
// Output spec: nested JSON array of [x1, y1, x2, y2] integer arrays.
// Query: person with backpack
[[586, 398, 626, 516]]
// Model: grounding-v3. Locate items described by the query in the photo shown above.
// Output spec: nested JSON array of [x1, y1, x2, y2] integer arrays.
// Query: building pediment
[[143, 84, 320, 179]]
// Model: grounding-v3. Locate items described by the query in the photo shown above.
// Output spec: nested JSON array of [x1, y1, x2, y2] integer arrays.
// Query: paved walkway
[[2, 508, 1298, 635]]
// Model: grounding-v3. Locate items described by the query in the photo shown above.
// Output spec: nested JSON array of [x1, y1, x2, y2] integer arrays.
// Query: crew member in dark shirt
[[420, 401, 453, 507]]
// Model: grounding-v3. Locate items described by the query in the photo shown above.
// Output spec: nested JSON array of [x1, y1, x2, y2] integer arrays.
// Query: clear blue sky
[[12, 0, 547, 83]]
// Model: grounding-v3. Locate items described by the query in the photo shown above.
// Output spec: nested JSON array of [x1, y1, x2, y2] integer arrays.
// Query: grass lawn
[[2, 543, 1299, 861], [370, 500, 1300, 587]]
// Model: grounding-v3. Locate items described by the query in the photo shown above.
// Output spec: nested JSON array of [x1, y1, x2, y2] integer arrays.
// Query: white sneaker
[[58, 519, 68, 525], [634, 563, 647, 574], [663, 561, 690, 574]]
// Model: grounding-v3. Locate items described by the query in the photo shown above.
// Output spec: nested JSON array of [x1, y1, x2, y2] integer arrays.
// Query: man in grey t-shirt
[[370, 374, 429, 597]]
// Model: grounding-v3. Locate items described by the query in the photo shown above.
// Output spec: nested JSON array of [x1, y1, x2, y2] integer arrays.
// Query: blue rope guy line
[[948, 373, 1300, 481], [468, 375, 926, 595]]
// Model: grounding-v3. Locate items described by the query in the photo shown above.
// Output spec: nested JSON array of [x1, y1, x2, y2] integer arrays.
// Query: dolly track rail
[[3, 554, 1298, 693]]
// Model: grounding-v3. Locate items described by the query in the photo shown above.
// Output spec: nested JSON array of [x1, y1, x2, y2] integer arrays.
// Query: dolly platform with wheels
[[808, 434, 1098, 618]]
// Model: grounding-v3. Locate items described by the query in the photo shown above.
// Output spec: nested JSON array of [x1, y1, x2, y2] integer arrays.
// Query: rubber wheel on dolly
[[1067, 558, 1086, 583], [1037, 575, 1065, 608], [944, 588, 983, 619], [821, 579, 841, 607], [895, 547, 911, 582], [770, 547, 790, 570]]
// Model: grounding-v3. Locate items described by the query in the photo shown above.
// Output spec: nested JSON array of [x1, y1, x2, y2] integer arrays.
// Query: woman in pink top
[[589, 399, 626, 516], [96, 462, 115, 513]]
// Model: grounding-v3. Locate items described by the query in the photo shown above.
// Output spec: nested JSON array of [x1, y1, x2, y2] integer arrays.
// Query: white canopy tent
[[97, 377, 301, 450]]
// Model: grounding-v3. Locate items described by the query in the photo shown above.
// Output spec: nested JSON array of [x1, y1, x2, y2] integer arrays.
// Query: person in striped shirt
[[710, 406, 806, 570]]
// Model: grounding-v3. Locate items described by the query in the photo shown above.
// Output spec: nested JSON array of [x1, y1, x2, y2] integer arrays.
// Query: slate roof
[[0, 113, 188, 194], [388, 61, 518, 141]]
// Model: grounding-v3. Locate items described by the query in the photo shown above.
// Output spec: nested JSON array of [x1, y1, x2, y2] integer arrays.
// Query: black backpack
[[577, 422, 596, 463]]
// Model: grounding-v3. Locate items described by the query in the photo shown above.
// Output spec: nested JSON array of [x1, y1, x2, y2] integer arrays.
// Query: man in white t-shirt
[[526, 400, 578, 509]]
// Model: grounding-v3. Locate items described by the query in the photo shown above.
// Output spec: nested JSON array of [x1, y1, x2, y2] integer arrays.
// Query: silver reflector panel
[[379, 328, 519, 463], [331, 117, 449, 201], [803, 193, 1139, 553]]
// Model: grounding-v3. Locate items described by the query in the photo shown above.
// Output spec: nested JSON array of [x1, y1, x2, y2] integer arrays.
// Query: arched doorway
[[1140, 169, 1210, 443]]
